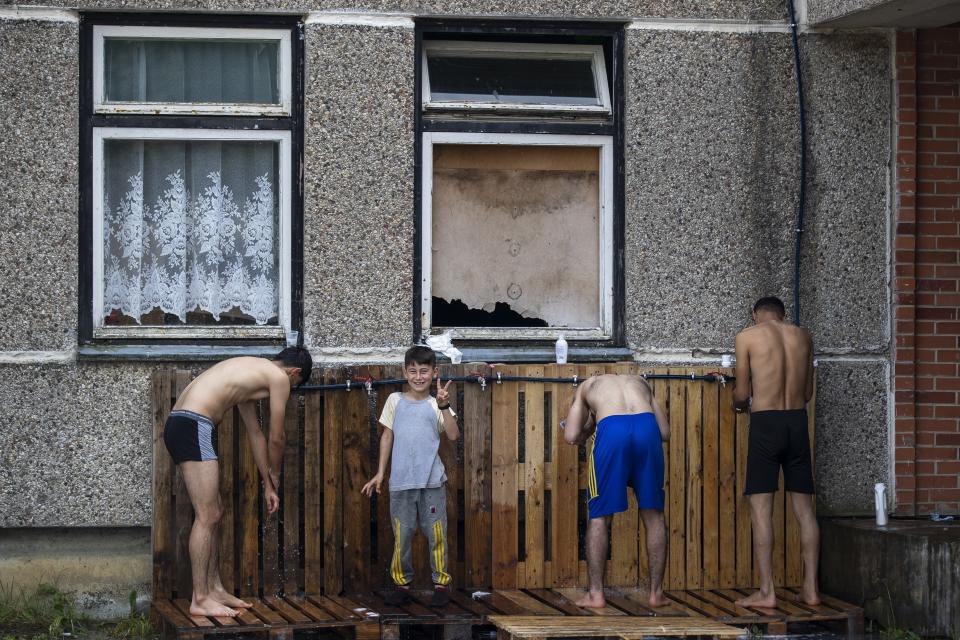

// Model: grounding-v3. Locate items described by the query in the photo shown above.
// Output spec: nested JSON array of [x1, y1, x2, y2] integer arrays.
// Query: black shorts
[[163, 410, 218, 465], [744, 409, 814, 495]]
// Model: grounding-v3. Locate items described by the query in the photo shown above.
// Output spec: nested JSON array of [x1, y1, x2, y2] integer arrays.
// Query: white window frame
[[421, 132, 614, 341], [422, 41, 612, 114], [92, 127, 292, 339], [93, 26, 292, 116]]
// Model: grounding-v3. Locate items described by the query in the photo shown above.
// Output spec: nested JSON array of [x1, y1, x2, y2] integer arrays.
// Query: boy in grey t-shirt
[[362, 346, 460, 606]]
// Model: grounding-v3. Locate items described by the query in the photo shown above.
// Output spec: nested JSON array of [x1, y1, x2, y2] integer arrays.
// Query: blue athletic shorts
[[587, 413, 665, 518]]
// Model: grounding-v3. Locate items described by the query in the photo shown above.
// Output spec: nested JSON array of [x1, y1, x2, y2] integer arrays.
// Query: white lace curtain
[[102, 140, 279, 325]]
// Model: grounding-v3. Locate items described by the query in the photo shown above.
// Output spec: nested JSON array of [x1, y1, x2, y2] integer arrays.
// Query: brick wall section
[[895, 28, 960, 516]]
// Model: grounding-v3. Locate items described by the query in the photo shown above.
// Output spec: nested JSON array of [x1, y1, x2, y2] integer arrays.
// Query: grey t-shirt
[[380, 392, 451, 491]]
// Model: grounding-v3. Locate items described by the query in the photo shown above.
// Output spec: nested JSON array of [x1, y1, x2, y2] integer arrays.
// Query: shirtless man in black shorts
[[733, 297, 819, 608], [163, 347, 312, 617]]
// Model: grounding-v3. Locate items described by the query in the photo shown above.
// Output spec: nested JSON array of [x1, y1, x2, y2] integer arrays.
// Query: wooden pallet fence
[[151, 364, 815, 599]]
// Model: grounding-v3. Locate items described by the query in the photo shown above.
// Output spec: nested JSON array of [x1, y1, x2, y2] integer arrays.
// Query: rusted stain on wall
[[431, 144, 600, 328]]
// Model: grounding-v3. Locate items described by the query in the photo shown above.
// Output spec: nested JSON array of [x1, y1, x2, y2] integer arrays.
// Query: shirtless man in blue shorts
[[563, 374, 669, 609], [163, 347, 312, 617]]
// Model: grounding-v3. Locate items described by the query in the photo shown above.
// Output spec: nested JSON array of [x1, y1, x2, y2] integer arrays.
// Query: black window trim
[[78, 12, 305, 347], [412, 18, 627, 348]]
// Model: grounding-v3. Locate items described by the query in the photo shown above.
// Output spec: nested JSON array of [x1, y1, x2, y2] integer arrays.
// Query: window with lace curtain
[[81, 18, 301, 342]]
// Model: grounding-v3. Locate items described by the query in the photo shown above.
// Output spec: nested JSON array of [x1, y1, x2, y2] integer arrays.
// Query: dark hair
[[276, 346, 313, 385], [404, 345, 437, 368], [753, 296, 786, 317]]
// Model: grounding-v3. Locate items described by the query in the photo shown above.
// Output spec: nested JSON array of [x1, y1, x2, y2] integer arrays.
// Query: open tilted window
[[422, 41, 611, 114], [81, 16, 302, 343]]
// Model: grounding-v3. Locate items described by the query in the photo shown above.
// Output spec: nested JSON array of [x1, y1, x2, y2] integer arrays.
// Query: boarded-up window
[[431, 144, 601, 329]]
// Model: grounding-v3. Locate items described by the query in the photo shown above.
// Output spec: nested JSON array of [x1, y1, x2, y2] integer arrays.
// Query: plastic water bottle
[[874, 483, 888, 526], [555, 335, 568, 364]]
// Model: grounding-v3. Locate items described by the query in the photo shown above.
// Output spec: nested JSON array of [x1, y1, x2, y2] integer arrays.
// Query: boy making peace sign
[[362, 346, 460, 606]]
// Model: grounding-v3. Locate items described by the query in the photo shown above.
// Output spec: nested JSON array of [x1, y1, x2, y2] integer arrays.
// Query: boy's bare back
[[174, 356, 291, 423], [735, 321, 813, 412]]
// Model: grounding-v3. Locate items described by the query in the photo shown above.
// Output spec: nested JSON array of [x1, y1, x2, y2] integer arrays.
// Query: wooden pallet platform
[[488, 615, 743, 639], [154, 586, 863, 639], [664, 587, 864, 636], [153, 594, 380, 640]]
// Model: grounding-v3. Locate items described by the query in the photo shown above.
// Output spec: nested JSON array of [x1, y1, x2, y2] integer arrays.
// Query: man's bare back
[[579, 375, 669, 441], [174, 356, 291, 424], [734, 320, 813, 412]]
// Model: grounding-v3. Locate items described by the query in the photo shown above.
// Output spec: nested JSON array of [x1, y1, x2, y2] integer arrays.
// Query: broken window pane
[[431, 144, 601, 329]]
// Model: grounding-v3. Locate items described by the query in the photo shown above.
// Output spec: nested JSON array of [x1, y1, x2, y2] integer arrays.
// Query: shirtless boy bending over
[[162, 347, 312, 617], [733, 297, 819, 608], [563, 374, 670, 609]]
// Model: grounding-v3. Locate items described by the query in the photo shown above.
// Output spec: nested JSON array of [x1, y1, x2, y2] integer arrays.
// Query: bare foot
[[211, 590, 252, 609], [648, 590, 668, 608], [798, 586, 820, 606], [735, 590, 777, 609], [574, 590, 606, 608], [190, 598, 239, 618]]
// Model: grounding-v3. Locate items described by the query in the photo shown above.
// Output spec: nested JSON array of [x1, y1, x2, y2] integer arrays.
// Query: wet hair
[[753, 296, 786, 317], [404, 345, 437, 368], [276, 346, 313, 385]]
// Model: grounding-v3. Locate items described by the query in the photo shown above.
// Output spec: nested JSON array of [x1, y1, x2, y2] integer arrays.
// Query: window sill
[[451, 345, 633, 363], [78, 343, 285, 362]]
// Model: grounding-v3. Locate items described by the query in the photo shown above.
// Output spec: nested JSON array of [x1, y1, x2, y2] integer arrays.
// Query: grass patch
[[0, 581, 88, 638], [0, 584, 153, 640], [110, 592, 152, 640]]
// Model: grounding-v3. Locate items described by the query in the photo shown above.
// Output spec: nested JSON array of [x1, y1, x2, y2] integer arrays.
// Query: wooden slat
[[685, 372, 703, 590], [438, 363, 462, 589], [551, 587, 625, 616], [303, 393, 322, 594], [492, 365, 519, 589], [342, 367, 373, 591], [306, 595, 362, 621], [262, 400, 281, 598], [609, 363, 639, 587], [285, 596, 336, 623], [174, 372, 194, 600], [496, 590, 562, 615], [446, 588, 496, 617], [651, 375, 669, 589], [701, 371, 719, 589], [153, 598, 194, 629], [734, 410, 752, 586], [322, 370, 343, 595], [548, 364, 579, 588], [234, 607, 265, 627], [487, 615, 742, 638], [476, 590, 528, 615], [248, 598, 287, 625], [464, 362, 493, 588], [717, 370, 736, 588], [603, 592, 656, 616], [152, 372, 175, 599], [173, 599, 216, 628], [374, 369, 399, 588], [667, 369, 686, 590], [282, 395, 301, 595], [219, 406, 236, 595], [237, 394, 260, 597], [522, 365, 545, 588], [264, 595, 311, 623]]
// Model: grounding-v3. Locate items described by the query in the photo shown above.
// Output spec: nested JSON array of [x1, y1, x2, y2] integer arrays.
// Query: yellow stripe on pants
[[391, 517, 405, 585], [432, 520, 451, 585]]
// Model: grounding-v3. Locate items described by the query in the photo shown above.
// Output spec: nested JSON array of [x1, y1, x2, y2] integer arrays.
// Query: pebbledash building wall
[[0, 0, 954, 613]]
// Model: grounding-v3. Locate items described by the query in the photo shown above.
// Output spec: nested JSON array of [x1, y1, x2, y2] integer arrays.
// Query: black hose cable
[[297, 372, 735, 393], [787, 0, 807, 327]]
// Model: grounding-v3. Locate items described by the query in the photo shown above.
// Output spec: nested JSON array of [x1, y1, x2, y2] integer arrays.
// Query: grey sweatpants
[[388, 486, 451, 586]]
